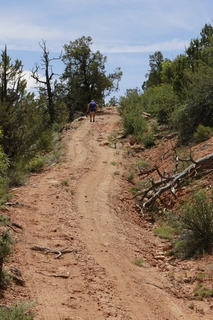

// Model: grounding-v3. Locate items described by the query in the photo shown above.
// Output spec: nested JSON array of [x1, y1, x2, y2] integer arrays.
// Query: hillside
[[1, 107, 213, 319]]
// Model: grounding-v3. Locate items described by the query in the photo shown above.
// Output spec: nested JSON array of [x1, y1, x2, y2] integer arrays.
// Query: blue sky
[[1, 0, 213, 101]]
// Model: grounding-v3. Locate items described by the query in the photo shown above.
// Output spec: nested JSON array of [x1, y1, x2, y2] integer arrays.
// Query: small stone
[[155, 255, 165, 261]]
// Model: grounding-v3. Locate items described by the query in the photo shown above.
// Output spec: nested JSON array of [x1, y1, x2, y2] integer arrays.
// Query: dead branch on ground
[[31, 245, 77, 259], [132, 152, 213, 212], [36, 270, 70, 278]]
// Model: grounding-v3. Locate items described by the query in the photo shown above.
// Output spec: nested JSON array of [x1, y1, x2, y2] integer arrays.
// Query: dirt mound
[[2, 107, 213, 319]]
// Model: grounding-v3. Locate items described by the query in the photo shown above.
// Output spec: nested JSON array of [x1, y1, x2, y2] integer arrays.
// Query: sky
[[1, 0, 213, 102]]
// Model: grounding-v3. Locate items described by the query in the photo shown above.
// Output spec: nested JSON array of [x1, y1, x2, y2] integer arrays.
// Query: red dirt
[[2, 107, 213, 319]]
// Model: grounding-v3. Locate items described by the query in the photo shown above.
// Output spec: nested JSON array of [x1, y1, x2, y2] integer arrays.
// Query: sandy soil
[[2, 107, 213, 319]]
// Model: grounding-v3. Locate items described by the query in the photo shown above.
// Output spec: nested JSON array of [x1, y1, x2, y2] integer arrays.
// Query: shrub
[[136, 160, 149, 170], [0, 303, 34, 320], [154, 226, 174, 239], [36, 128, 53, 153], [133, 258, 144, 267], [28, 156, 44, 173], [194, 124, 212, 142], [175, 190, 213, 258], [127, 170, 134, 182], [0, 231, 14, 287], [141, 133, 155, 148], [0, 143, 9, 199], [194, 285, 213, 299], [133, 115, 148, 141], [0, 215, 9, 226]]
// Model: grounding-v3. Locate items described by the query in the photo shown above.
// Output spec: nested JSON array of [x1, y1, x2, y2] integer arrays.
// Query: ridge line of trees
[[120, 22, 213, 145]]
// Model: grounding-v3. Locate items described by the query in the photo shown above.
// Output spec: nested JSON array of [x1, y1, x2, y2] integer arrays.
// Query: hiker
[[87, 99, 98, 122]]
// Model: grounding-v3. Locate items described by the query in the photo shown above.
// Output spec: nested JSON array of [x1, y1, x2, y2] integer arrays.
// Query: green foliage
[[129, 180, 147, 195], [133, 258, 144, 267], [118, 23, 213, 145], [27, 156, 45, 173], [136, 160, 149, 170], [2, 269, 13, 285], [114, 171, 120, 175], [143, 84, 179, 125], [142, 51, 164, 90], [153, 210, 182, 241], [177, 67, 213, 142], [0, 143, 9, 199], [36, 128, 53, 153], [0, 303, 35, 320], [7, 162, 28, 187], [154, 226, 174, 239], [61, 179, 69, 186], [119, 89, 148, 137], [119, 83, 178, 143], [0, 231, 14, 262], [133, 115, 148, 141], [194, 284, 213, 299], [141, 133, 155, 148], [52, 101, 69, 127], [172, 55, 190, 99], [0, 230, 14, 288], [0, 215, 9, 226], [61, 36, 122, 115], [108, 96, 119, 106], [175, 190, 213, 258], [194, 124, 212, 142], [126, 170, 134, 182]]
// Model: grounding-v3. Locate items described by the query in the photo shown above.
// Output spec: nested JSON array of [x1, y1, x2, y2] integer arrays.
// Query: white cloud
[[1, 0, 213, 98], [96, 38, 189, 54], [23, 70, 45, 93]]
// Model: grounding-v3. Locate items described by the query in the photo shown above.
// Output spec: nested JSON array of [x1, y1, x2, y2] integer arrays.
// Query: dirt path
[[5, 107, 208, 319]]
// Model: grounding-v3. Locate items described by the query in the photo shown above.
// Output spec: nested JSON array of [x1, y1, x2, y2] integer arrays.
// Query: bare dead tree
[[129, 152, 213, 214], [31, 40, 62, 124]]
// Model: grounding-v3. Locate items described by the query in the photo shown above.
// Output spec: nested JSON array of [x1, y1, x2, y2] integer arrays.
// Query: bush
[[154, 226, 174, 239], [0, 231, 14, 263], [0, 303, 34, 320], [0, 231, 14, 288], [141, 133, 155, 148], [194, 285, 213, 299], [136, 160, 149, 170], [175, 190, 213, 258], [28, 156, 44, 173], [194, 124, 212, 142], [133, 116, 148, 141], [36, 128, 53, 153], [127, 170, 134, 182]]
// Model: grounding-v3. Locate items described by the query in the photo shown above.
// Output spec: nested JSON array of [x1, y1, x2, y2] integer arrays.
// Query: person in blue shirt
[[87, 100, 98, 122]]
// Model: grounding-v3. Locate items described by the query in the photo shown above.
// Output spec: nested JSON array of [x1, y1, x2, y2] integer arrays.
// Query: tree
[[0, 46, 29, 157], [185, 24, 213, 72], [108, 96, 119, 106], [0, 46, 54, 172], [172, 54, 190, 98], [0, 45, 26, 106], [142, 51, 164, 90], [200, 23, 213, 48], [31, 40, 62, 125], [161, 59, 174, 84], [177, 66, 213, 142], [185, 38, 201, 72], [60, 36, 122, 118]]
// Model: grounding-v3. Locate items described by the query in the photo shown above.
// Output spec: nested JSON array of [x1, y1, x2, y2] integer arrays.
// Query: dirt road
[[6, 107, 208, 319]]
